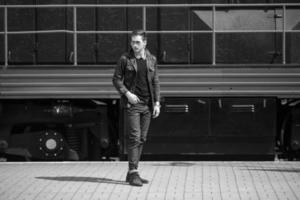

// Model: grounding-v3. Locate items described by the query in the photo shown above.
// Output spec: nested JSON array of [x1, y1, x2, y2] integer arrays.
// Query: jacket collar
[[128, 49, 152, 72]]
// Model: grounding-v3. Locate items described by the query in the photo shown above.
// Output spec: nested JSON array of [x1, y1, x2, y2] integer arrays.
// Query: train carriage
[[0, 0, 300, 161]]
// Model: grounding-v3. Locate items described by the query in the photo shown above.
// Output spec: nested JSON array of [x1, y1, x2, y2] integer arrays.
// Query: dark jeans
[[126, 102, 151, 171]]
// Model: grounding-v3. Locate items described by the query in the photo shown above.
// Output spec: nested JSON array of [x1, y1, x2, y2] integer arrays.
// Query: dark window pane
[[8, 8, 35, 31], [78, 34, 127, 64], [286, 33, 300, 64], [216, 33, 282, 64], [148, 33, 212, 64], [146, 8, 158, 31], [286, 7, 300, 30], [159, 34, 189, 64], [8, 34, 35, 64], [191, 33, 212, 64], [96, 8, 128, 31], [0, 35, 3, 65], [216, 8, 282, 31], [0, 8, 3, 32], [148, 8, 189, 31], [37, 8, 73, 31], [97, 34, 127, 64], [146, 33, 159, 61], [0, 7, 3, 64], [6, 0, 35, 5], [127, 8, 143, 30], [77, 8, 96, 31], [36, 0, 69, 4], [190, 8, 212, 31], [78, 7, 132, 31], [147, 7, 212, 31], [128, 0, 159, 4], [36, 33, 73, 64], [73, 0, 125, 3], [78, 34, 97, 64]]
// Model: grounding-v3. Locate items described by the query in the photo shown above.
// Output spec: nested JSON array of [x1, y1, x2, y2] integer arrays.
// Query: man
[[112, 30, 160, 187]]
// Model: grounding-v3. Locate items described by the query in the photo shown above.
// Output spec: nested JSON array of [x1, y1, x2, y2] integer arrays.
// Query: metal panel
[[211, 98, 277, 154], [1, 66, 300, 99], [290, 108, 300, 151], [134, 97, 277, 156], [144, 97, 210, 154]]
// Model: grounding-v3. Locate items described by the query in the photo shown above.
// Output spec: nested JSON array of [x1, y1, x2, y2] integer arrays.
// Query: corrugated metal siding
[[1, 66, 300, 99]]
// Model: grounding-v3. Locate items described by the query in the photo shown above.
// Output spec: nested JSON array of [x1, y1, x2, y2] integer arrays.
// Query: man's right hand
[[125, 91, 140, 104]]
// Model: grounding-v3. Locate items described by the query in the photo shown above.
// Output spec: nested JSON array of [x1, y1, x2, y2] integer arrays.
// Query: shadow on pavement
[[242, 168, 300, 173], [36, 176, 128, 185]]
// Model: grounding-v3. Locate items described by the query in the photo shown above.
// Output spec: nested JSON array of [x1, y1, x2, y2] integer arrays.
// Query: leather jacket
[[112, 49, 160, 110]]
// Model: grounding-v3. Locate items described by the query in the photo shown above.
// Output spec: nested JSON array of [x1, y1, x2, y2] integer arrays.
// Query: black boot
[[126, 172, 149, 184], [127, 172, 143, 187]]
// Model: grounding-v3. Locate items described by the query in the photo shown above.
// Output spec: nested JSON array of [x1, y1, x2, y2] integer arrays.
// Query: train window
[[78, 34, 97, 64], [0, 8, 3, 32], [96, 8, 129, 31], [147, 33, 212, 64], [127, 8, 143, 30], [215, 7, 284, 64], [0, 35, 3, 65], [190, 8, 212, 31], [191, 33, 212, 64], [8, 34, 35, 64], [77, 8, 96, 31], [7, 8, 36, 31], [286, 7, 300, 64], [147, 7, 189, 31], [146, 7, 213, 64], [96, 34, 128, 64], [159, 34, 189, 64], [78, 7, 132, 31], [216, 8, 283, 31], [36, 33, 73, 64], [286, 33, 300, 64], [216, 33, 282, 64], [78, 34, 128, 64], [37, 7, 73, 31], [147, 6, 212, 31], [286, 7, 300, 30], [0, 8, 3, 65]]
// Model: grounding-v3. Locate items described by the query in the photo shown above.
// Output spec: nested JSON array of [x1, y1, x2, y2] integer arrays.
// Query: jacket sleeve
[[152, 57, 160, 103], [112, 56, 129, 95]]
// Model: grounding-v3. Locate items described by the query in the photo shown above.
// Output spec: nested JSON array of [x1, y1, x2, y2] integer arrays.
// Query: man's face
[[131, 35, 147, 54]]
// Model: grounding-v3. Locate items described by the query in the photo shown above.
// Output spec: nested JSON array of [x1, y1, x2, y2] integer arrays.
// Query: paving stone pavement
[[0, 161, 300, 200]]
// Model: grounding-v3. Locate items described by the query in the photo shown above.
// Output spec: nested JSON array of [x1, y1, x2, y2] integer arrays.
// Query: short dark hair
[[131, 30, 147, 41]]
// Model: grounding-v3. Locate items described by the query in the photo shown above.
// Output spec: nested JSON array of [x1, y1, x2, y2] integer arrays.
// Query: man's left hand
[[152, 105, 160, 118]]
